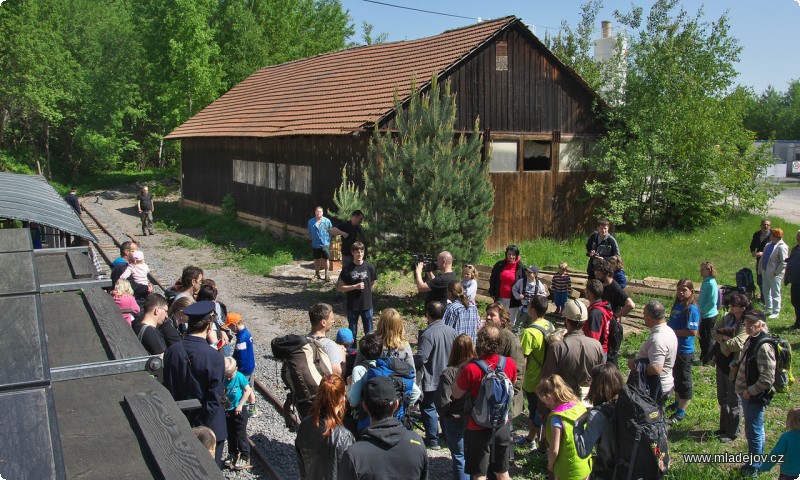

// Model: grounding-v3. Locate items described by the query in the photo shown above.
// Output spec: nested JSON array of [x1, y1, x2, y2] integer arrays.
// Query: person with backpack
[[593, 259, 635, 367], [585, 218, 620, 280], [451, 323, 517, 480], [629, 300, 678, 405], [541, 299, 604, 404], [339, 376, 429, 480], [584, 280, 613, 360], [415, 301, 457, 449], [733, 311, 776, 477], [573, 363, 624, 480], [665, 278, 700, 425], [511, 265, 548, 331], [484, 302, 526, 419], [517, 295, 555, 449], [348, 333, 420, 432], [309, 303, 344, 377], [710, 292, 750, 443], [536, 374, 592, 480], [131, 294, 169, 356]]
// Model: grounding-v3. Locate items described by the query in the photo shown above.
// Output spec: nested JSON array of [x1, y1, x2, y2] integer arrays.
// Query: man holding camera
[[415, 251, 457, 306]]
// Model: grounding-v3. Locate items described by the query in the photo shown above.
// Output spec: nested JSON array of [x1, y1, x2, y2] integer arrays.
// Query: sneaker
[[719, 436, 735, 443], [666, 412, 685, 425], [234, 457, 253, 470], [665, 402, 679, 413], [224, 455, 238, 469], [768, 313, 779, 319]]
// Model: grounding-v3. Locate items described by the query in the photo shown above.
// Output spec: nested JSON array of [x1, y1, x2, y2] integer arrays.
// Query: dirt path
[[768, 180, 800, 225]]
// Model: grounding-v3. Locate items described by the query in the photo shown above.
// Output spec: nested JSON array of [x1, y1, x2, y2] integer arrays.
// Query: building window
[[523, 140, 551, 171], [496, 41, 508, 71], [490, 141, 518, 172], [290, 165, 312, 194]]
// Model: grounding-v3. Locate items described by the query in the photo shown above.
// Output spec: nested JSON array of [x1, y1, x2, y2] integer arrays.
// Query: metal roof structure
[[0, 172, 97, 243]]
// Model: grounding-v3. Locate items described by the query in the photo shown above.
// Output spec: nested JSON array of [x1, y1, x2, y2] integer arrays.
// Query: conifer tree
[[363, 76, 493, 265]]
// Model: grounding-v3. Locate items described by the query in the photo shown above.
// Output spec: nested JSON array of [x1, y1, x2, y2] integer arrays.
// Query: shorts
[[525, 390, 542, 426], [464, 422, 512, 476], [312, 247, 329, 260], [673, 353, 694, 399]]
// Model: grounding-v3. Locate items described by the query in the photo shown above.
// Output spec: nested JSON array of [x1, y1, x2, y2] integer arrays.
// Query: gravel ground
[[81, 185, 454, 479]]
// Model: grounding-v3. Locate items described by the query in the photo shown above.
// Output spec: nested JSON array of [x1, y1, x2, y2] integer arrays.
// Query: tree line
[[0, 0, 353, 179]]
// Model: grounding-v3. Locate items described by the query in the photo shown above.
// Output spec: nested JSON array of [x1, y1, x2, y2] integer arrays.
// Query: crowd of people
[[288, 211, 800, 480], [101, 203, 800, 480]]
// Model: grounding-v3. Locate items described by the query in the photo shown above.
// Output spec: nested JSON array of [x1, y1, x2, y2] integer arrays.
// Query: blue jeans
[[346, 308, 373, 337], [421, 391, 439, 444], [444, 417, 469, 480], [741, 395, 766, 469]]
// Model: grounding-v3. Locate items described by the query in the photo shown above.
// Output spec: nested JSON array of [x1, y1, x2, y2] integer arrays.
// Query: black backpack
[[613, 385, 669, 480], [735, 268, 755, 295]]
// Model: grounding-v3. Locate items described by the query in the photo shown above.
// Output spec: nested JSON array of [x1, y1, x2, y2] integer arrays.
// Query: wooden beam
[[125, 391, 223, 480], [66, 250, 94, 279], [82, 287, 148, 360]]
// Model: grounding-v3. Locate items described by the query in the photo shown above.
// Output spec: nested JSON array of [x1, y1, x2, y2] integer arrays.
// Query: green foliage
[[743, 79, 800, 140], [363, 76, 494, 265], [329, 167, 364, 222], [0, 0, 354, 175], [553, 0, 777, 229], [220, 194, 237, 220]]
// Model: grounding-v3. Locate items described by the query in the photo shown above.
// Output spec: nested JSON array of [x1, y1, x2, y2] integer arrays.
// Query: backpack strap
[[528, 325, 552, 366], [496, 355, 506, 373], [473, 358, 490, 374], [137, 323, 151, 342]]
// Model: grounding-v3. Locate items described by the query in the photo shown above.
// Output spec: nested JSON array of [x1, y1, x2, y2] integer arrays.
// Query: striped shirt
[[551, 273, 572, 293]]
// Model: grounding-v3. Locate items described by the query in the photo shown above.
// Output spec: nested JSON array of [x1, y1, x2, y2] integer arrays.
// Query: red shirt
[[456, 353, 518, 430], [498, 261, 519, 299], [584, 300, 612, 353]]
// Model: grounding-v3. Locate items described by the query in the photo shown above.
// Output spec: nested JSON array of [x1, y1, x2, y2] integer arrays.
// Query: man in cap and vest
[[163, 300, 227, 467]]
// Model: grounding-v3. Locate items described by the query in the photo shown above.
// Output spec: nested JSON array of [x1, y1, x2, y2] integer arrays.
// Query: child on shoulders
[[461, 265, 478, 305]]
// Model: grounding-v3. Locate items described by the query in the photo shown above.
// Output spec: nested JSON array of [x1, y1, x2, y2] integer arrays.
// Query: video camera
[[411, 253, 438, 273]]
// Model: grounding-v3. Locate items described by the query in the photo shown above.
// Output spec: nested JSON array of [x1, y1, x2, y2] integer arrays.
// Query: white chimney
[[602, 21, 612, 38]]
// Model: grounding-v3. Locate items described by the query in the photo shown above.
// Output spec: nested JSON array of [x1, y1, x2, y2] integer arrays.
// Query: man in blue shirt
[[307, 206, 333, 281]]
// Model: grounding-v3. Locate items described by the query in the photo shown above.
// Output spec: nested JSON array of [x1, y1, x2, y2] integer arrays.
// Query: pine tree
[[363, 76, 493, 265]]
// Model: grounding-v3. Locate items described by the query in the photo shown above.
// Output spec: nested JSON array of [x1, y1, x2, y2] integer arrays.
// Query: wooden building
[[166, 16, 606, 251]]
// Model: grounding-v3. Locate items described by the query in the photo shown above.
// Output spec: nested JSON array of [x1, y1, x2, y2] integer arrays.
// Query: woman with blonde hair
[[374, 308, 413, 363], [698, 261, 719, 364], [295, 375, 354, 479], [666, 277, 700, 424], [536, 374, 592, 480]]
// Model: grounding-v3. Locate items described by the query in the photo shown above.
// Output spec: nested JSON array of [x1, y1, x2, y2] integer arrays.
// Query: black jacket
[[338, 417, 428, 480], [295, 416, 354, 480], [488, 259, 526, 308]]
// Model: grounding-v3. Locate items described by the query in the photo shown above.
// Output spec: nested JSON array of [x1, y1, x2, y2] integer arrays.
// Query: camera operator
[[415, 251, 457, 306]]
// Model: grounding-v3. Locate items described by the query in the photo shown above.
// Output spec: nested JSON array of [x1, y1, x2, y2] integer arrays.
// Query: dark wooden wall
[[182, 135, 369, 227]]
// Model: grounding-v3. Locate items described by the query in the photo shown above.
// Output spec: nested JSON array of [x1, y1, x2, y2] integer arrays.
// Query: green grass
[[154, 201, 307, 276]]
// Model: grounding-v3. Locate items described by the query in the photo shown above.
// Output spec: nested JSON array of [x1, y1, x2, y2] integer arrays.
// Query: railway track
[[82, 202, 290, 480]]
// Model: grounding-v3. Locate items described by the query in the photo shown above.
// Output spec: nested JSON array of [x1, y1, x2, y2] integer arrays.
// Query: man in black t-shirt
[[132, 294, 169, 355], [330, 210, 364, 269], [337, 242, 378, 337], [415, 251, 457, 306], [594, 260, 635, 317], [137, 185, 155, 236]]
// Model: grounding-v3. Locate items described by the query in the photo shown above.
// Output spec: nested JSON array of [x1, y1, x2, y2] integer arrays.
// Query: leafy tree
[[363, 76, 493, 265], [330, 166, 364, 222], [553, 0, 776, 229], [743, 80, 800, 140]]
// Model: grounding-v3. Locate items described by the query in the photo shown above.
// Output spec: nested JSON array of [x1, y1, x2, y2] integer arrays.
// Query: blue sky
[[340, 0, 800, 94]]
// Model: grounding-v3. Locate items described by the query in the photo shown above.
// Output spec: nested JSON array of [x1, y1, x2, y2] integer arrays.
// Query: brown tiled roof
[[166, 16, 518, 139]]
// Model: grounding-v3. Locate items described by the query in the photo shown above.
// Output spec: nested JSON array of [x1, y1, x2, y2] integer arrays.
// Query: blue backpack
[[471, 356, 514, 429], [358, 356, 415, 430]]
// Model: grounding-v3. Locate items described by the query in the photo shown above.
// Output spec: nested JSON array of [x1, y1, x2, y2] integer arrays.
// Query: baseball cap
[[222, 312, 242, 329], [132, 250, 144, 262], [336, 328, 354, 344], [526, 265, 539, 274], [363, 376, 399, 405]]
